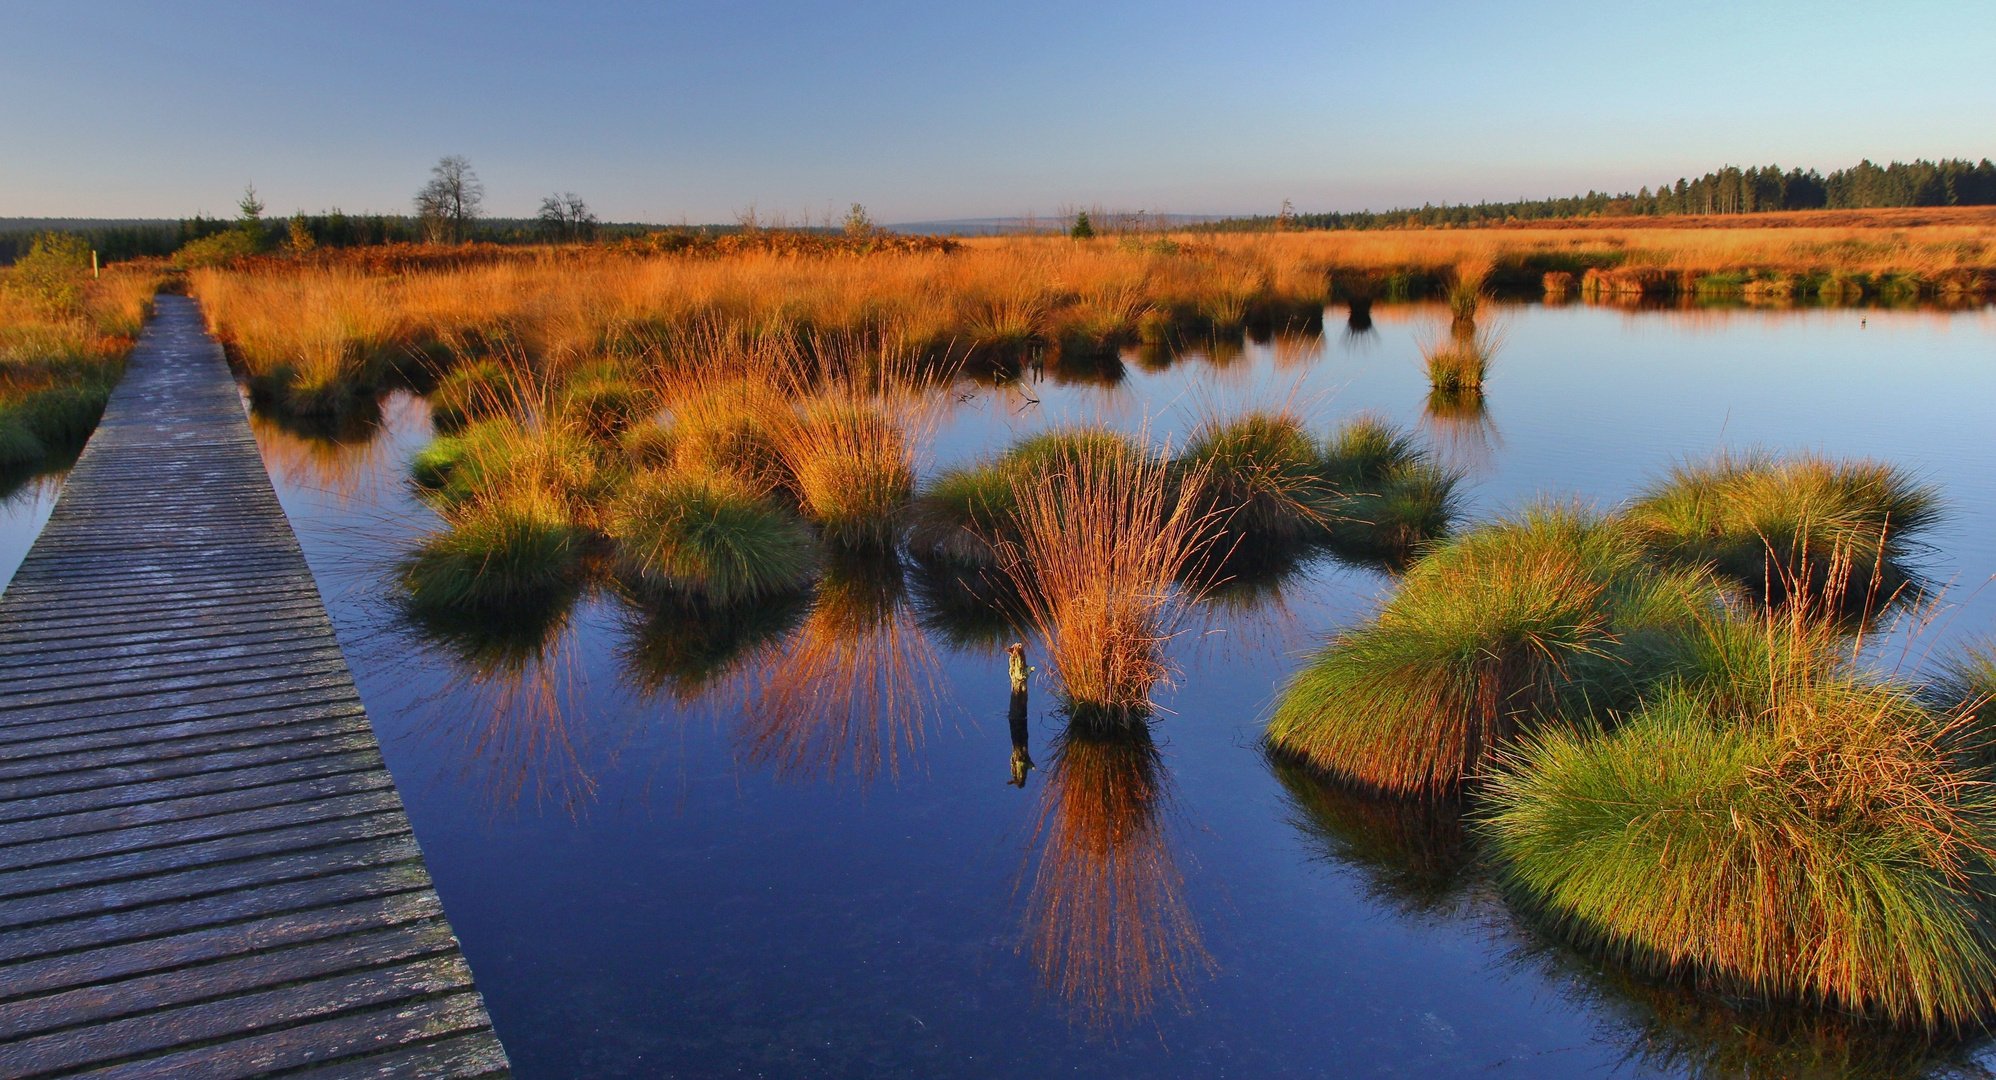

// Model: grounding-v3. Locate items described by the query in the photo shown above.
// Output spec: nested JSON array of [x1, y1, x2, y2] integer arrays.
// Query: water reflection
[[1269, 752, 1478, 920], [1021, 711, 1212, 1027], [394, 585, 600, 812], [247, 391, 403, 503], [723, 548, 945, 786], [1421, 386, 1502, 477], [615, 586, 810, 704]]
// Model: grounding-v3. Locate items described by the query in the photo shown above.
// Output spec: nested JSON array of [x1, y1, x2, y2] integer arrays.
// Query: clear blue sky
[[3, 1, 1990, 223]]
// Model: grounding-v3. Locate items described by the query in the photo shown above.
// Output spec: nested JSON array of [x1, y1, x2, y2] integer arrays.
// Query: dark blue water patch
[[240, 302, 1996, 1079]]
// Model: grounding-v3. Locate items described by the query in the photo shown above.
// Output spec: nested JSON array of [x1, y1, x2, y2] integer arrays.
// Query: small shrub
[[5, 233, 91, 316], [173, 229, 264, 269]]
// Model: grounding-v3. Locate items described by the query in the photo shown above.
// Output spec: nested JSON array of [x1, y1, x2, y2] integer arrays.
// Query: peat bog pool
[[9, 300, 1996, 1078]]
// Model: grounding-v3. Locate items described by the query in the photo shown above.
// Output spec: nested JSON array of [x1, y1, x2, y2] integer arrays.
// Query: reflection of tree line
[[1269, 757, 1995, 1078]]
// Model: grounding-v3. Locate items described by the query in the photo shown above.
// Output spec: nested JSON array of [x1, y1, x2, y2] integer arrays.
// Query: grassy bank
[[0, 237, 166, 494], [182, 223, 1993, 414]]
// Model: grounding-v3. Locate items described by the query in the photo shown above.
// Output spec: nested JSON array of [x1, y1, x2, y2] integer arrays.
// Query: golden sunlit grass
[[182, 221, 1992, 411], [1000, 437, 1213, 721], [0, 257, 166, 477]]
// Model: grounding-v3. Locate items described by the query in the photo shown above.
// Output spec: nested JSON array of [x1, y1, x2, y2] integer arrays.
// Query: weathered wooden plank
[[0, 789, 406, 875], [0, 865, 434, 965], [0, 833, 421, 931], [0, 955, 474, 1078], [0, 678, 361, 736], [0, 296, 505, 1076], [56, 992, 498, 1080], [0, 920, 463, 1041], [0, 732, 384, 802], [0, 668, 364, 728], [0, 750, 387, 826], [0, 769, 396, 850], [294, 1030, 513, 1080], [0, 809, 413, 903], [0, 699, 367, 761]]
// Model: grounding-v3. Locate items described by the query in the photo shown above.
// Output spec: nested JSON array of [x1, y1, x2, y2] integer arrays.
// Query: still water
[[9, 301, 1996, 1078]]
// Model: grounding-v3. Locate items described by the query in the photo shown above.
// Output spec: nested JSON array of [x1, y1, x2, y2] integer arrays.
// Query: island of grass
[[1266, 451, 1996, 1028]]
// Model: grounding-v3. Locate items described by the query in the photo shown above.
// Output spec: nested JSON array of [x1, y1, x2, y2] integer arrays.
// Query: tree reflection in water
[[1020, 710, 1212, 1028]]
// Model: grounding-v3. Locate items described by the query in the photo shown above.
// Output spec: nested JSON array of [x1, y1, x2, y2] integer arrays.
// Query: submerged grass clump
[[1626, 450, 1941, 612], [607, 468, 817, 603], [1267, 505, 1715, 793], [1483, 638, 1996, 1029]]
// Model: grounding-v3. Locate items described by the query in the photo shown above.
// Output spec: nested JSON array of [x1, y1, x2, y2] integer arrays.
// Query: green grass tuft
[[1626, 450, 1942, 612], [1483, 664, 1996, 1028], [400, 493, 586, 612], [1267, 504, 1716, 793], [608, 468, 817, 603], [1176, 409, 1326, 544]]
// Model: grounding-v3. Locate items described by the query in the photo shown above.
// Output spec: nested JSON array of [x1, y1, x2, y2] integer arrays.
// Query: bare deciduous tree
[[415, 155, 483, 244], [536, 192, 598, 241]]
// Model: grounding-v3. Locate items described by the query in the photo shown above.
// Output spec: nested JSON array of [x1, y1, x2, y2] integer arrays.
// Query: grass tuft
[[400, 491, 586, 612], [607, 468, 817, 603], [1000, 435, 1210, 721], [1626, 450, 1942, 612], [1483, 641, 1996, 1028], [1267, 504, 1715, 793]]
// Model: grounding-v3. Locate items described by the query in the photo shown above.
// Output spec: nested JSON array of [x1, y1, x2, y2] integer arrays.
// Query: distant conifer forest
[[1204, 157, 1996, 232]]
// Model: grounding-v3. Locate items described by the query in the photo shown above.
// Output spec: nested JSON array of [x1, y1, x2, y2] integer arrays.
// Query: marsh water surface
[[9, 301, 1996, 1078]]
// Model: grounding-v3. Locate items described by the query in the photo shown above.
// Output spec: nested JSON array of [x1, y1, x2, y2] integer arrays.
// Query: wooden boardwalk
[[0, 298, 510, 1078]]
